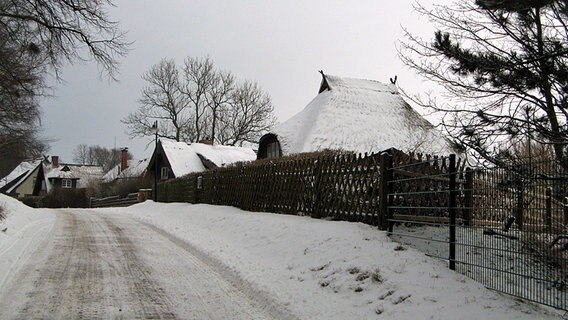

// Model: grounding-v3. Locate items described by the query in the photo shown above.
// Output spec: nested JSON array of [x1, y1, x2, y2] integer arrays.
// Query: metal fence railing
[[386, 155, 567, 311]]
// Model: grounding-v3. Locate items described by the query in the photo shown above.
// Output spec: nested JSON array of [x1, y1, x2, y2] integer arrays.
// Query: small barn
[[258, 72, 457, 158]]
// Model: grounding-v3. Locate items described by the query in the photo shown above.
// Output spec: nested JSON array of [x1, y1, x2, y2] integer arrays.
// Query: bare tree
[[90, 146, 125, 172], [72, 144, 129, 172], [206, 70, 235, 143], [124, 56, 276, 146], [0, 0, 129, 175], [73, 144, 90, 165], [0, 0, 129, 80], [122, 59, 190, 142], [217, 80, 277, 145], [399, 0, 568, 165], [180, 56, 214, 142]]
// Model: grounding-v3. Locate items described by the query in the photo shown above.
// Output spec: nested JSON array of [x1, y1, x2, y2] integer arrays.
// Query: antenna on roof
[[390, 75, 397, 85]]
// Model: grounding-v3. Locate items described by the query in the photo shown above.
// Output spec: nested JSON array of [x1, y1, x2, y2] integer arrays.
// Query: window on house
[[266, 141, 281, 158], [196, 175, 203, 190], [160, 167, 169, 180], [62, 179, 72, 188]]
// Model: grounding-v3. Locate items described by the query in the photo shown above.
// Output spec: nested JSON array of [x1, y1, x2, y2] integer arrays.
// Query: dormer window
[[258, 133, 282, 159]]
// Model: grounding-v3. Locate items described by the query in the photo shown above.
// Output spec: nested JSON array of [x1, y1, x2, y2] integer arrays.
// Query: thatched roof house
[[258, 72, 456, 158]]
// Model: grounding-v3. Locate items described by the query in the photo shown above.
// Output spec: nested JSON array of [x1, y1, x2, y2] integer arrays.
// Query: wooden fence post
[[312, 157, 323, 219]]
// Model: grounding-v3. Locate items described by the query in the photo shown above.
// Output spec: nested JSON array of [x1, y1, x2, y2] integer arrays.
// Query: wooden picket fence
[[157, 149, 468, 228]]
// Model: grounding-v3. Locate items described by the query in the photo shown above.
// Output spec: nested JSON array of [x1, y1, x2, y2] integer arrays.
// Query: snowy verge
[[0, 194, 56, 292], [101, 201, 562, 320]]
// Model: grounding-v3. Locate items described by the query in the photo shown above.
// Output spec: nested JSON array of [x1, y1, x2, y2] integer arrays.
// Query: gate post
[[449, 154, 457, 271], [546, 187, 552, 234], [379, 152, 393, 230], [515, 181, 524, 231], [564, 197, 568, 227]]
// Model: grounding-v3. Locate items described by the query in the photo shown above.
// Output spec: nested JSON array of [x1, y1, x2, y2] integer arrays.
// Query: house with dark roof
[[258, 72, 457, 159], [147, 139, 257, 181]]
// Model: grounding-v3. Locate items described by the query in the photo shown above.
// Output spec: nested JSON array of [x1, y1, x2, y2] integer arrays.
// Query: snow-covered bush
[[0, 204, 4, 220]]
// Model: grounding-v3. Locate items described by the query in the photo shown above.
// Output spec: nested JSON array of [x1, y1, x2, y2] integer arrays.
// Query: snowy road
[[0, 210, 279, 319]]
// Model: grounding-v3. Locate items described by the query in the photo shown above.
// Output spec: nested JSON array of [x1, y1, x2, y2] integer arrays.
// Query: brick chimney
[[51, 156, 59, 168], [120, 147, 129, 173]]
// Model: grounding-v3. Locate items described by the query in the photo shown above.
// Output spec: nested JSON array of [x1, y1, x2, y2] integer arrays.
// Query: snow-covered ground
[[0, 195, 55, 291], [0, 195, 564, 319], [391, 224, 567, 311]]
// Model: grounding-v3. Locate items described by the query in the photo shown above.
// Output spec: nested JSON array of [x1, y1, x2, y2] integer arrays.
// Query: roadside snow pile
[[0, 194, 49, 235], [0, 194, 55, 290], [105, 201, 562, 320]]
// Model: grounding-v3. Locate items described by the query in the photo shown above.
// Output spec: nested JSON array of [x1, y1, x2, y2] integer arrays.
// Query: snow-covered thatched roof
[[46, 164, 104, 189], [271, 73, 456, 156], [157, 140, 256, 178]]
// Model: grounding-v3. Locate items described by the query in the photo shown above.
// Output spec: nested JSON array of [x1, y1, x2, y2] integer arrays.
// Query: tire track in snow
[[0, 210, 287, 319]]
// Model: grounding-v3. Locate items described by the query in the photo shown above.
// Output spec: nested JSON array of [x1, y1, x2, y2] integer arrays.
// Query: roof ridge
[[324, 74, 399, 94]]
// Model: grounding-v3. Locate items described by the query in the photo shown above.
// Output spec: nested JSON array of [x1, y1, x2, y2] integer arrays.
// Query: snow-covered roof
[[159, 140, 256, 178], [160, 140, 206, 177], [190, 143, 256, 167], [102, 159, 149, 183], [0, 160, 42, 193], [272, 73, 456, 155], [46, 164, 104, 188]]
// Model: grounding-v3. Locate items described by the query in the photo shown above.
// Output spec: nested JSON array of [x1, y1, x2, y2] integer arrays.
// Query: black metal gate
[[385, 153, 567, 311]]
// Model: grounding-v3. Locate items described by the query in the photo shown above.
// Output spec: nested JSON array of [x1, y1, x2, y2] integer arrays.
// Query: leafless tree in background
[[123, 56, 276, 146], [217, 80, 276, 146], [72, 144, 130, 172], [206, 70, 235, 143], [73, 144, 94, 165], [181, 56, 214, 142], [123, 59, 190, 142]]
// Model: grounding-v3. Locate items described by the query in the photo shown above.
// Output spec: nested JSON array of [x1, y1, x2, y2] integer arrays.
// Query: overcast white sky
[[40, 0, 445, 163]]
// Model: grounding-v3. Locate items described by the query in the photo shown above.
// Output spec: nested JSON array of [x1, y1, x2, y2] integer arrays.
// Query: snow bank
[[104, 201, 561, 319], [0, 194, 55, 292]]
